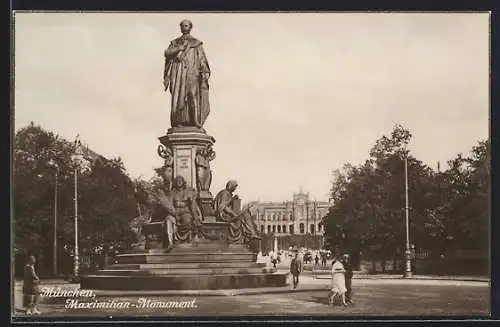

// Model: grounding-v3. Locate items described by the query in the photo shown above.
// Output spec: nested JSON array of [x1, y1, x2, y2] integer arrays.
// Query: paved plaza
[[12, 277, 489, 318]]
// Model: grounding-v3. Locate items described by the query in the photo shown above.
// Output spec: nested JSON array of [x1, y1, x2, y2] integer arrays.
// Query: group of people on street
[[289, 251, 354, 306]]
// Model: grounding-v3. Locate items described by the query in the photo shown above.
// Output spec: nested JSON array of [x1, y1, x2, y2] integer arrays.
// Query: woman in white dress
[[330, 254, 347, 306]]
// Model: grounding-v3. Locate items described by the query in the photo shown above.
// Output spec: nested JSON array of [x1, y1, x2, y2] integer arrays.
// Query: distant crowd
[[259, 247, 333, 268]]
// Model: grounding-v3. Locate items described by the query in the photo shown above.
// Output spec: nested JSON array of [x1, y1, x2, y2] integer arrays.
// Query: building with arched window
[[246, 189, 330, 249]]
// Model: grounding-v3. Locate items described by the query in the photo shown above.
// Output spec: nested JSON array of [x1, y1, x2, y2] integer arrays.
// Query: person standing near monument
[[213, 181, 261, 243], [23, 255, 41, 315], [163, 19, 211, 129], [331, 254, 348, 306], [342, 254, 354, 304], [290, 251, 302, 289], [410, 244, 417, 274], [320, 251, 327, 266], [271, 251, 278, 269]]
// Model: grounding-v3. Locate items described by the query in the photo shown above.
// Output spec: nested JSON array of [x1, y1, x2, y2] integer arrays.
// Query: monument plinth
[[158, 127, 216, 219], [79, 20, 287, 292]]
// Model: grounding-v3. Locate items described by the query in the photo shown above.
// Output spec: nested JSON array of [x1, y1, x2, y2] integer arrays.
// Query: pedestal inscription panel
[[175, 147, 194, 188]]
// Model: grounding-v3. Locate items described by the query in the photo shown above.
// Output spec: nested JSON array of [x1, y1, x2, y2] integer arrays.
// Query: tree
[[13, 123, 141, 275], [324, 123, 490, 271], [437, 140, 490, 254], [324, 124, 442, 269], [75, 156, 138, 255]]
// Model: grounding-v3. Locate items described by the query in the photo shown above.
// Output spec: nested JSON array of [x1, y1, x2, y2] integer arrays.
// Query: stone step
[[123, 242, 251, 254], [116, 253, 256, 264], [169, 247, 252, 254], [80, 272, 288, 290], [106, 262, 267, 270], [95, 266, 276, 276]]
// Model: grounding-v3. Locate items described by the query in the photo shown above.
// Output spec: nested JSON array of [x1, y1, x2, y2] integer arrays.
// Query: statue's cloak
[[164, 35, 211, 128]]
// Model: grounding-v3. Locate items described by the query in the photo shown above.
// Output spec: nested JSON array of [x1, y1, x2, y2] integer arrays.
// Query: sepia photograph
[[11, 12, 490, 318]]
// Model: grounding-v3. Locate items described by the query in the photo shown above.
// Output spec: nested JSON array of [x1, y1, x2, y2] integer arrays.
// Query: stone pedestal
[[82, 124, 292, 293], [158, 127, 216, 220], [80, 238, 287, 291], [142, 222, 165, 250]]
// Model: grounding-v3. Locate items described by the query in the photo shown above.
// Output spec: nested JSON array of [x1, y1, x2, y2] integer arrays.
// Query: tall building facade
[[248, 190, 330, 240]]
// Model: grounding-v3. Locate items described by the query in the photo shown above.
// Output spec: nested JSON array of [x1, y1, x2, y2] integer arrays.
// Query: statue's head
[[173, 175, 187, 190], [199, 144, 212, 156], [226, 180, 238, 193], [180, 20, 193, 35]]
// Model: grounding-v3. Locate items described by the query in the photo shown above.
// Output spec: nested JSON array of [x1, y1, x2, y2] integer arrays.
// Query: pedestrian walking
[[342, 254, 354, 304], [290, 251, 302, 289], [271, 252, 278, 269], [315, 254, 319, 266], [330, 254, 347, 306], [321, 252, 327, 266], [23, 254, 41, 315], [410, 244, 417, 274]]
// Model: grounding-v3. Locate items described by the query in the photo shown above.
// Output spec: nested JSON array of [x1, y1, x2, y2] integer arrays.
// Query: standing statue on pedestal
[[213, 180, 261, 243], [157, 144, 174, 190], [195, 144, 216, 194], [163, 19, 211, 129]]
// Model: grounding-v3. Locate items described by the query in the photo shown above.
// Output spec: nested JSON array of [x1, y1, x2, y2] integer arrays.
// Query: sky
[[14, 12, 489, 202]]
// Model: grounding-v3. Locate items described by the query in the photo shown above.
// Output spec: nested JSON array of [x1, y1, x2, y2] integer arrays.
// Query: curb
[[312, 276, 490, 282], [93, 285, 328, 297]]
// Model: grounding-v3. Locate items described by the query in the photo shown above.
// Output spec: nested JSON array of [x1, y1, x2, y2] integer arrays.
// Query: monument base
[[158, 127, 216, 218], [80, 239, 287, 290]]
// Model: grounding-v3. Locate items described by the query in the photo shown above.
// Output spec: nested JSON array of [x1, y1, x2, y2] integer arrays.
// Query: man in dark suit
[[342, 254, 354, 304], [290, 252, 302, 289]]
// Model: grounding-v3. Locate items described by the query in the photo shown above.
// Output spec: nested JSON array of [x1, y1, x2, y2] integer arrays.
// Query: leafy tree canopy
[[323, 124, 489, 258]]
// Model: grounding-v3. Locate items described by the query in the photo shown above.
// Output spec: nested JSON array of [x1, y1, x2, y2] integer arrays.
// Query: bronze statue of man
[[213, 180, 261, 243], [163, 20, 211, 129]]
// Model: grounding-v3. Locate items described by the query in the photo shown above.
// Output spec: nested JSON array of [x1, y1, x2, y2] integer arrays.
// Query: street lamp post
[[72, 164, 80, 282], [404, 153, 413, 278], [70, 136, 83, 282], [54, 169, 58, 276], [47, 159, 60, 276]]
